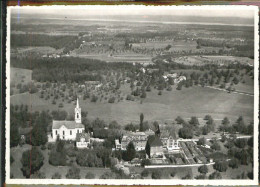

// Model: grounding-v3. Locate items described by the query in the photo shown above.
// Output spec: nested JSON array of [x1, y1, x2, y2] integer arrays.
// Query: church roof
[[52, 120, 84, 129]]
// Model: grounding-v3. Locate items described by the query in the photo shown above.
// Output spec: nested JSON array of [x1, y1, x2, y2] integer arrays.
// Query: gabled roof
[[52, 120, 84, 129], [76, 133, 90, 142], [147, 135, 163, 147]]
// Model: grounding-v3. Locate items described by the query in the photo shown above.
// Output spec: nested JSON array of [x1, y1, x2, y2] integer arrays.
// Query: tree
[[124, 141, 136, 161], [140, 113, 144, 132], [151, 170, 161, 179], [211, 141, 221, 151], [66, 166, 81, 179], [85, 172, 95, 179], [10, 126, 20, 147], [31, 124, 48, 146], [228, 158, 239, 169], [175, 116, 185, 124], [235, 138, 247, 149], [109, 121, 120, 130], [213, 160, 228, 172], [198, 165, 208, 174], [49, 138, 67, 166], [209, 171, 222, 179], [21, 147, 44, 178], [178, 127, 193, 139], [197, 137, 206, 146]]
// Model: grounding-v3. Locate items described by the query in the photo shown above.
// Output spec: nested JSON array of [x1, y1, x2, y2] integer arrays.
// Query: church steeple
[[75, 98, 82, 123]]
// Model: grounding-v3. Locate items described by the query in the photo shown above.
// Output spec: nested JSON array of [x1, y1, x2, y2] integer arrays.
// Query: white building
[[76, 133, 90, 149], [51, 98, 84, 141]]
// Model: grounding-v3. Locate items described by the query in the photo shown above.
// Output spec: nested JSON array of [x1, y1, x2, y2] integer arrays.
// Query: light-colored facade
[[120, 132, 148, 151], [51, 98, 84, 141], [76, 133, 90, 149]]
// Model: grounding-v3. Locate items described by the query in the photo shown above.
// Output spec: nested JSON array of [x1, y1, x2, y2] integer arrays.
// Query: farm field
[[12, 46, 63, 55], [70, 52, 152, 64], [10, 67, 32, 85], [173, 55, 254, 66], [10, 85, 254, 126]]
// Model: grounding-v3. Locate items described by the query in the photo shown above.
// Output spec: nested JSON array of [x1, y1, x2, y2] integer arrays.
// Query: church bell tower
[[75, 98, 82, 123]]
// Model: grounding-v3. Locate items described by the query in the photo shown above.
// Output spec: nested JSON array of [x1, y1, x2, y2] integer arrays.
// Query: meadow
[[10, 84, 254, 126]]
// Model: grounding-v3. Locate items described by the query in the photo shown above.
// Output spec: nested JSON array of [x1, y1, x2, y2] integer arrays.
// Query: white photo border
[[5, 5, 259, 185]]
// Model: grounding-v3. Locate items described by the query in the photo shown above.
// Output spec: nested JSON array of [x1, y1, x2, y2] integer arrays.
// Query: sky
[[10, 6, 256, 19]]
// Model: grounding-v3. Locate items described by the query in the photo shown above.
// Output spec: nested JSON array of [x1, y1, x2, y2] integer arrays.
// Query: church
[[51, 98, 85, 141]]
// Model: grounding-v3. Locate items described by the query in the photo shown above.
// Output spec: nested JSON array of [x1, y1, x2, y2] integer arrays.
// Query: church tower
[[75, 98, 82, 123]]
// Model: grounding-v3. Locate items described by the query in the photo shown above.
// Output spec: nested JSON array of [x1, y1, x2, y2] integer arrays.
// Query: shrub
[[235, 138, 247, 149], [228, 158, 239, 169], [10, 155, 14, 164], [108, 97, 115, 103], [52, 172, 61, 179], [158, 91, 162, 95], [151, 170, 161, 179], [31, 171, 46, 179], [182, 172, 192, 179], [41, 145, 46, 150], [66, 166, 81, 179], [213, 160, 228, 172], [85, 172, 95, 179], [170, 171, 176, 177], [195, 174, 207, 179], [141, 169, 149, 177], [198, 165, 208, 174], [211, 141, 221, 151], [209, 171, 222, 179]]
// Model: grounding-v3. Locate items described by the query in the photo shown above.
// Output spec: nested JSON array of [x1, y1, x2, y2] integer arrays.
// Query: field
[[70, 52, 152, 64], [10, 67, 32, 85], [12, 46, 63, 55], [173, 55, 254, 66], [10, 84, 254, 126]]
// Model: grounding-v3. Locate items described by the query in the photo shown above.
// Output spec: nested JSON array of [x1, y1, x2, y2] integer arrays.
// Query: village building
[[119, 132, 148, 151], [50, 98, 84, 141], [145, 135, 164, 158], [160, 131, 180, 152], [76, 132, 90, 149]]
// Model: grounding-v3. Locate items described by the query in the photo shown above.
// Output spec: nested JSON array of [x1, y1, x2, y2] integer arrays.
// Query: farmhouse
[[50, 98, 84, 141]]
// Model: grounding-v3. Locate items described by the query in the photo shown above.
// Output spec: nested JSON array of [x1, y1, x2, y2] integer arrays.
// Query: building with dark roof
[[145, 135, 164, 158], [51, 98, 84, 141]]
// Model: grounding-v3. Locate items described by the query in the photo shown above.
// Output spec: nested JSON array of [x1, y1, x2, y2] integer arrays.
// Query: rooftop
[[52, 120, 84, 129]]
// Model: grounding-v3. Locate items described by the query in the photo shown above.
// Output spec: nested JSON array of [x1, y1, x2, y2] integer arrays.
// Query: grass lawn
[[10, 67, 32, 85], [10, 144, 32, 179], [10, 85, 254, 126], [10, 144, 110, 179]]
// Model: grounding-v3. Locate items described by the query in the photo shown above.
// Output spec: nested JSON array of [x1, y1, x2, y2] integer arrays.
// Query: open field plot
[[173, 55, 254, 66], [70, 52, 152, 64], [10, 85, 254, 126], [12, 46, 63, 55], [10, 67, 32, 85]]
